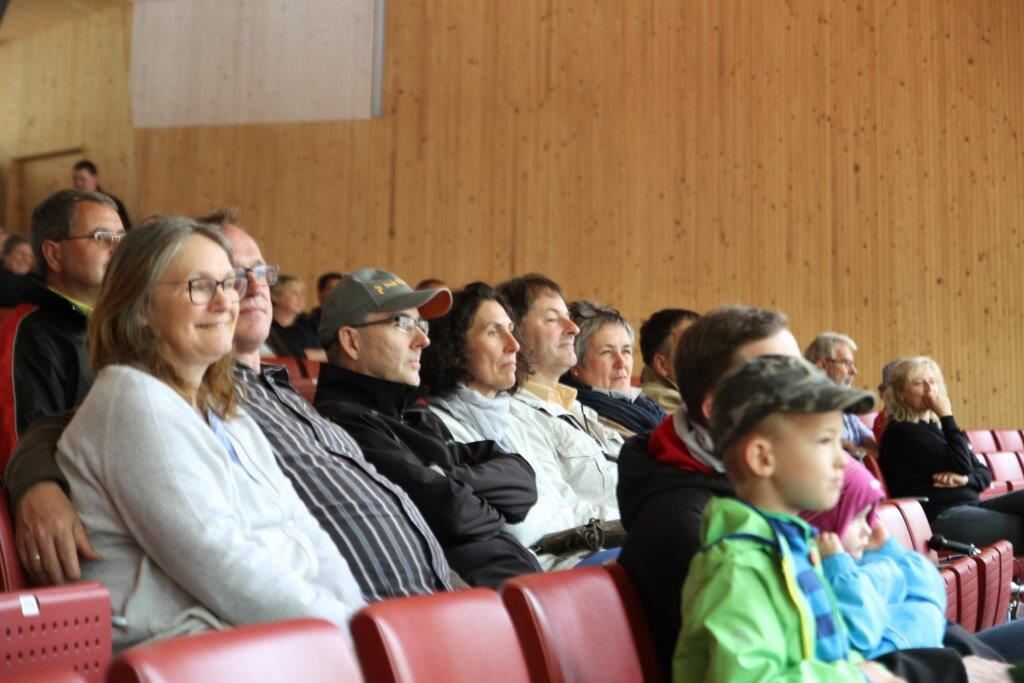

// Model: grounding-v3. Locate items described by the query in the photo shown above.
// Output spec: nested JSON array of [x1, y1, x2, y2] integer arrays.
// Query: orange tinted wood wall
[[1, 1, 1023, 427]]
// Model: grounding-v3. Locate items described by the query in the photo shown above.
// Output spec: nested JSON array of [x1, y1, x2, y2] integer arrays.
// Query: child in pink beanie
[[802, 458, 947, 659]]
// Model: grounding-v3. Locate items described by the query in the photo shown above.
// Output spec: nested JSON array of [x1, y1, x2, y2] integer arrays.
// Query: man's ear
[[742, 435, 776, 478], [40, 240, 63, 274], [701, 392, 714, 422], [337, 327, 360, 360], [653, 352, 672, 379], [814, 358, 829, 372]]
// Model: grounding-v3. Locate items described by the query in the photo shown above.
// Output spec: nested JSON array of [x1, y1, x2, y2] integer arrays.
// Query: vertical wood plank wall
[[1, 1, 1022, 427]]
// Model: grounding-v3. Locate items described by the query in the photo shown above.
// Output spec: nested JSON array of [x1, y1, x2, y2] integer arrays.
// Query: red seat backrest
[[862, 455, 888, 497], [0, 581, 111, 683], [993, 430, 1024, 453], [0, 488, 28, 591], [5, 667, 87, 682], [0, 304, 39, 469], [943, 556, 981, 632], [984, 452, 1024, 482], [108, 618, 360, 683], [876, 503, 914, 552], [890, 498, 938, 562], [302, 359, 321, 380], [966, 430, 998, 454], [500, 564, 661, 683], [973, 540, 1013, 631], [351, 588, 531, 683]]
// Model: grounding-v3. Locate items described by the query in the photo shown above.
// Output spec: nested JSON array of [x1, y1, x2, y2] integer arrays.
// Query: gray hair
[[568, 300, 635, 362], [804, 332, 858, 364], [30, 189, 118, 277]]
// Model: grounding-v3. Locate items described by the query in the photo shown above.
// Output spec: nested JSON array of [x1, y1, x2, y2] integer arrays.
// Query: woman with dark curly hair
[[421, 282, 621, 570], [561, 301, 666, 437]]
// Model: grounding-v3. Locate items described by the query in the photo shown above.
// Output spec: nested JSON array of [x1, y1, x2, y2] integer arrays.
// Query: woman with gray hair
[[879, 355, 1024, 552], [54, 217, 364, 650], [561, 301, 666, 437]]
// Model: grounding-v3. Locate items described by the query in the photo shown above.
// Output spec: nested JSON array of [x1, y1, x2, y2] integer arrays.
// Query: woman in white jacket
[[420, 282, 622, 570], [56, 217, 364, 650]]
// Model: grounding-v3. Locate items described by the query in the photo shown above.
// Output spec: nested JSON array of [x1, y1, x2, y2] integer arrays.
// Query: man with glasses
[[313, 269, 542, 587], [5, 190, 125, 439], [805, 331, 879, 455], [8, 224, 455, 603]]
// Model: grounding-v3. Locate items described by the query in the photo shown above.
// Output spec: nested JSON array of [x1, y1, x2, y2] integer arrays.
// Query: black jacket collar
[[315, 363, 427, 418], [18, 275, 89, 320]]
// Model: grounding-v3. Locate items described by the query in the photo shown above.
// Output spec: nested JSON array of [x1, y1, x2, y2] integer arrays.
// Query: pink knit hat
[[802, 458, 886, 535]]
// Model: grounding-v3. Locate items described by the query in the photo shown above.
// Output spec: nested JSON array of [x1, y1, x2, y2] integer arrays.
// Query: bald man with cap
[[314, 269, 541, 587]]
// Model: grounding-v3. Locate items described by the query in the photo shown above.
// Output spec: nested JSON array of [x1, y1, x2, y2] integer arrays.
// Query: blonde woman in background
[[878, 355, 1024, 552]]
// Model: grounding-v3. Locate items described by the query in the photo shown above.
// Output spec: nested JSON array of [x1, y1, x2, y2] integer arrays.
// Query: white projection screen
[[129, 0, 384, 128]]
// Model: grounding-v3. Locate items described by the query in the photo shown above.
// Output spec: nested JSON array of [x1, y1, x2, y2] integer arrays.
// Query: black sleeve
[[441, 441, 537, 523], [13, 330, 69, 436], [938, 417, 993, 491], [871, 648, 967, 683], [317, 402, 507, 545], [4, 411, 73, 509], [885, 418, 977, 476]]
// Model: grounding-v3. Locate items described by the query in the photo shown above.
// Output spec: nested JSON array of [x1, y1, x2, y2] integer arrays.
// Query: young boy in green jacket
[[673, 355, 899, 682]]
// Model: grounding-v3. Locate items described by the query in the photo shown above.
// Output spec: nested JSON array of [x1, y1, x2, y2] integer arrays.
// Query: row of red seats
[[877, 498, 1014, 633], [1, 563, 659, 682]]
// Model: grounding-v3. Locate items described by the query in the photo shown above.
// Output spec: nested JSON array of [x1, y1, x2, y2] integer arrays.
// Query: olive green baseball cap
[[710, 354, 876, 455], [318, 268, 452, 345]]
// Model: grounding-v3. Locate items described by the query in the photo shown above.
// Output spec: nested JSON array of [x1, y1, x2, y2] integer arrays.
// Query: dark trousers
[[932, 489, 1024, 553]]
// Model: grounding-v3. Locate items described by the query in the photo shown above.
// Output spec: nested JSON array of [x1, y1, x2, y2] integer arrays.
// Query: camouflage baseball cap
[[709, 354, 876, 455], [318, 268, 452, 346]]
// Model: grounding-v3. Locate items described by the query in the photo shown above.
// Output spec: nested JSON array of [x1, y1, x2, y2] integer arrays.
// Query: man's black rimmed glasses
[[350, 315, 429, 335]]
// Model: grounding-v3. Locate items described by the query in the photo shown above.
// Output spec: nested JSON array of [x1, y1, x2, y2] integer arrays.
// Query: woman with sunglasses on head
[[561, 301, 666, 438], [55, 218, 364, 651]]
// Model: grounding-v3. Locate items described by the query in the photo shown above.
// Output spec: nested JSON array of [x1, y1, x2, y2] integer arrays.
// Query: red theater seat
[[0, 581, 111, 683], [862, 455, 888, 497], [500, 564, 661, 683], [351, 588, 530, 683], [6, 668, 87, 682], [982, 452, 1024, 489], [107, 619, 360, 683], [967, 430, 998, 454], [993, 429, 1024, 453], [0, 488, 29, 591], [0, 304, 38, 469]]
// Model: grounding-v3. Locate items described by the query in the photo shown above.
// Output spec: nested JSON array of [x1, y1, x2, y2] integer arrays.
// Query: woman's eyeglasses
[[183, 274, 249, 305]]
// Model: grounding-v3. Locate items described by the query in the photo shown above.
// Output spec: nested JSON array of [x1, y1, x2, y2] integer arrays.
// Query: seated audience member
[[11, 190, 124, 436], [496, 274, 622, 511], [617, 306, 1004, 681], [266, 275, 324, 359], [804, 458, 947, 659], [562, 300, 666, 437], [676, 355, 882, 681], [805, 332, 878, 456], [55, 218, 364, 650], [638, 307, 699, 412], [307, 271, 344, 330], [8, 215, 453, 602], [874, 361, 896, 444], [879, 356, 1024, 552], [416, 277, 446, 290], [314, 269, 541, 587], [0, 234, 35, 306], [421, 283, 622, 570], [71, 159, 131, 230]]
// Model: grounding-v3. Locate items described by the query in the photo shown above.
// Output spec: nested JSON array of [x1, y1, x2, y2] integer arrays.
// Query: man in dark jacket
[[315, 269, 541, 587], [618, 305, 1009, 682], [5, 190, 125, 441]]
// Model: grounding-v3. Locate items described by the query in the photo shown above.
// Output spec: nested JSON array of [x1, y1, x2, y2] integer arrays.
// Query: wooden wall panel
[[2, 0, 1024, 427]]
